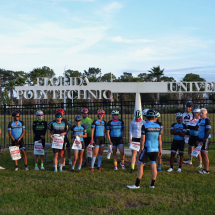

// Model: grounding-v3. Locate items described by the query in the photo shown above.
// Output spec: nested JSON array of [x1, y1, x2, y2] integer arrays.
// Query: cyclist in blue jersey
[[127, 109, 162, 189], [197, 108, 211, 174], [154, 111, 163, 172], [49, 112, 68, 172], [107, 110, 125, 170], [186, 109, 202, 167], [167, 113, 187, 172], [71, 116, 87, 173], [8, 111, 29, 171], [90, 109, 106, 171]]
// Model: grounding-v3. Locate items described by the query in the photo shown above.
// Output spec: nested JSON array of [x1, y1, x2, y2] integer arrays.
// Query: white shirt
[[182, 112, 193, 125], [129, 119, 146, 139]]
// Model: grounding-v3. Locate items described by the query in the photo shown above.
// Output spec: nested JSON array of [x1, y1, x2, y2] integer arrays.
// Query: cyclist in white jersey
[[129, 110, 145, 173], [182, 101, 193, 164]]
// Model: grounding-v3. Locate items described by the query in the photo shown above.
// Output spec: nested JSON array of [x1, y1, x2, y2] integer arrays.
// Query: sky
[[0, 0, 215, 81]]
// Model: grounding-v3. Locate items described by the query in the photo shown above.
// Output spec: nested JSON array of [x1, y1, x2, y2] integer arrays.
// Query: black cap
[[186, 102, 193, 107], [11, 111, 20, 117]]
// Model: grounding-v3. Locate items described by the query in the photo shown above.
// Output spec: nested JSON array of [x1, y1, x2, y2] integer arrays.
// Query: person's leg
[[112, 147, 118, 169], [179, 153, 184, 168], [198, 153, 202, 167], [201, 151, 209, 172], [150, 162, 157, 187], [170, 152, 176, 168], [131, 150, 137, 171], [40, 155, 44, 167], [118, 144, 125, 167], [71, 151, 78, 170], [97, 146, 104, 168], [21, 149, 28, 166], [14, 160, 18, 168], [34, 155, 38, 168], [59, 151, 64, 171], [91, 147, 99, 169], [53, 152, 58, 171], [158, 157, 162, 171], [78, 150, 84, 171], [135, 163, 144, 187], [67, 147, 72, 164]]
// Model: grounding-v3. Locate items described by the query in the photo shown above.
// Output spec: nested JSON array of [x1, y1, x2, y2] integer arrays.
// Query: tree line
[[0, 66, 208, 105]]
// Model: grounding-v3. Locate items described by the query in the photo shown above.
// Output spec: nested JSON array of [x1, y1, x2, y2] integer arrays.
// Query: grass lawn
[[0, 149, 215, 215]]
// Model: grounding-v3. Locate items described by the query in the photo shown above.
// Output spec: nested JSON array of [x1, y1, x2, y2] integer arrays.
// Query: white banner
[[9, 146, 21, 161], [34, 141, 44, 155], [52, 135, 64, 149], [191, 145, 202, 157], [72, 136, 82, 150], [129, 142, 140, 152], [185, 135, 190, 144]]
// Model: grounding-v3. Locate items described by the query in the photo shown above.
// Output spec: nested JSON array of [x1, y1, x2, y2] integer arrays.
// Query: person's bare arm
[[158, 134, 162, 158], [8, 131, 15, 141]]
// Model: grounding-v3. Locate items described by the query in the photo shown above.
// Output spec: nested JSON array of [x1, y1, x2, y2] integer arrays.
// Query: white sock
[[54, 165, 57, 170], [63, 162, 65, 166], [60, 164, 63, 169]]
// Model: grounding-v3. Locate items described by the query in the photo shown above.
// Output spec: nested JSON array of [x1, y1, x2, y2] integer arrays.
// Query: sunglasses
[[15, 116, 20, 117], [113, 114, 119, 116], [38, 115, 43, 116], [82, 113, 88, 115]]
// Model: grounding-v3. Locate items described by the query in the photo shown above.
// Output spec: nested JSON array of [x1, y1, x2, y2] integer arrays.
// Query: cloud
[[104, 2, 122, 12], [111, 36, 153, 44]]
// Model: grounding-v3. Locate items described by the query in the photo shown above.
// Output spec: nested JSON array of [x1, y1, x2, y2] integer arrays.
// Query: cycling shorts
[[64, 136, 70, 148], [198, 138, 210, 152], [94, 136, 105, 147], [132, 137, 141, 142], [138, 148, 158, 164], [12, 139, 25, 149], [188, 136, 198, 148], [111, 137, 123, 148], [73, 141, 85, 151], [83, 137, 91, 148], [171, 140, 185, 154]]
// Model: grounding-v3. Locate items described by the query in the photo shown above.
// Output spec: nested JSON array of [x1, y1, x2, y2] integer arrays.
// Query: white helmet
[[193, 109, 201, 113], [142, 109, 149, 116], [175, 112, 183, 118], [36, 110, 44, 116]]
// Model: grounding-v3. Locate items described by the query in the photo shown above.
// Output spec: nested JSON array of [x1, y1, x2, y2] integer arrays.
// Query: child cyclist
[[154, 111, 163, 172], [71, 116, 87, 173], [107, 110, 126, 170], [90, 109, 106, 171], [33, 110, 47, 170], [129, 110, 145, 173], [167, 113, 187, 172]]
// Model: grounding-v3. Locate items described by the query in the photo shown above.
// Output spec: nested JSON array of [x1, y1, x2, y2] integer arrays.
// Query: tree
[[137, 73, 153, 82], [100, 73, 116, 82], [148, 66, 165, 103], [83, 68, 102, 82], [118, 72, 133, 82]]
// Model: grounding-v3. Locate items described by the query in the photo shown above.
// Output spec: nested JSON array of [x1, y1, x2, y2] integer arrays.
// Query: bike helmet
[[186, 102, 193, 107], [11, 111, 20, 117], [56, 108, 65, 114], [193, 109, 201, 113], [81, 108, 89, 113], [134, 110, 142, 118], [146, 109, 156, 117], [142, 109, 149, 116], [75, 115, 82, 121], [155, 111, 160, 118], [175, 112, 183, 118], [55, 112, 63, 118], [111, 110, 119, 115], [97, 109, 105, 115], [36, 110, 44, 116]]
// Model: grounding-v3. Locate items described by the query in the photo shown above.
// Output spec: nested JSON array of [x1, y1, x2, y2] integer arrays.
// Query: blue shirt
[[141, 122, 161, 153], [171, 122, 187, 141], [197, 117, 211, 139], [71, 125, 87, 141], [106, 119, 125, 137], [8, 121, 25, 139], [91, 119, 106, 137], [187, 119, 199, 137]]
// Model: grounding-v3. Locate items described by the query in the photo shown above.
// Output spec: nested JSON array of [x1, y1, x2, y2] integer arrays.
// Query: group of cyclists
[[0, 102, 212, 189]]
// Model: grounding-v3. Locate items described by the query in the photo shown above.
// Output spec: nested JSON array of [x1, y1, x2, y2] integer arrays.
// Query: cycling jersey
[[156, 121, 163, 130], [129, 119, 145, 139], [91, 119, 106, 137], [182, 112, 193, 125], [71, 125, 87, 141], [197, 117, 211, 143], [171, 123, 187, 141], [48, 118, 71, 129], [8, 121, 25, 139], [33, 120, 47, 141], [106, 119, 125, 137], [187, 119, 199, 137], [141, 122, 161, 153], [49, 119, 68, 135], [81, 117, 93, 137]]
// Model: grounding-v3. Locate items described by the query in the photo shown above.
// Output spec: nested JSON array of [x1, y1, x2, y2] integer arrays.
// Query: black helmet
[[186, 102, 193, 107], [146, 109, 156, 117], [11, 111, 20, 117], [75, 115, 82, 121]]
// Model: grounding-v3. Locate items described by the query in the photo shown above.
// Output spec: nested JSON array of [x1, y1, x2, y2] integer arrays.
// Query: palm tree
[[148, 66, 165, 104]]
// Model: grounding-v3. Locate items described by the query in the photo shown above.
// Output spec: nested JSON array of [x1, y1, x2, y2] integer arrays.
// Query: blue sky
[[0, 0, 215, 81]]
